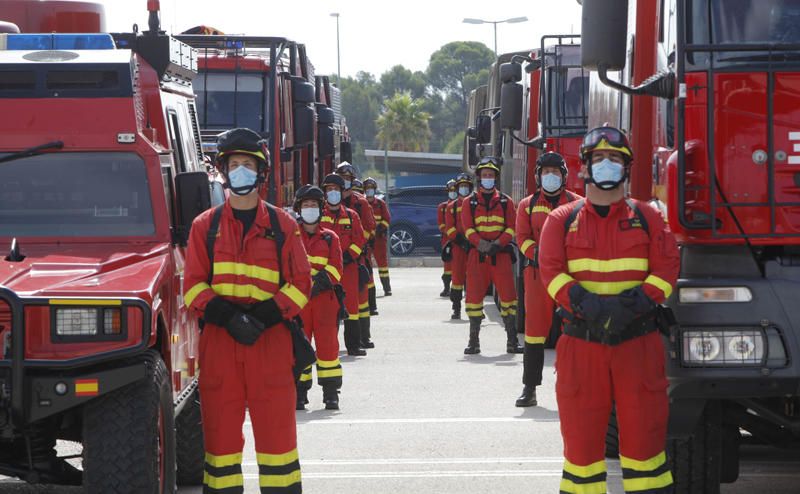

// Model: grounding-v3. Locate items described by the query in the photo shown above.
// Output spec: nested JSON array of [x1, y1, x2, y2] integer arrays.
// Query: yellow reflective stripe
[[644, 274, 673, 298], [500, 300, 517, 307], [317, 368, 343, 378], [212, 283, 274, 301], [564, 458, 607, 477], [622, 471, 673, 492], [451, 284, 464, 290], [337, 218, 351, 225], [308, 255, 328, 265], [256, 449, 299, 466], [520, 239, 536, 254], [439, 223, 447, 229], [525, 336, 546, 344], [317, 358, 341, 368], [359, 302, 369, 309], [259, 469, 301, 488], [465, 303, 483, 309], [280, 284, 308, 309], [579, 280, 642, 295], [50, 299, 121, 306], [347, 313, 359, 320], [476, 225, 505, 232], [380, 220, 390, 227], [529, 205, 552, 214], [465, 228, 477, 237], [324, 264, 342, 281], [321, 216, 334, 223], [559, 478, 607, 494], [619, 452, 666, 472], [475, 215, 505, 224], [363, 230, 371, 239], [505, 227, 515, 235], [547, 273, 575, 299], [184, 282, 212, 306], [204, 472, 244, 489], [205, 452, 243, 468], [298, 373, 312, 382], [214, 262, 280, 284], [567, 257, 649, 273], [446, 227, 457, 236], [350, 244, 363, 256]]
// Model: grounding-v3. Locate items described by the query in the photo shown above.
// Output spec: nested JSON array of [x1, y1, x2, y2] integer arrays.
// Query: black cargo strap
[[562, 313, 658, 346], [563, 198, 649, 235]]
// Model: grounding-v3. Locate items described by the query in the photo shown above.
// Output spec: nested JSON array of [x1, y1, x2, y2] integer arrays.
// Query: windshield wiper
[[0, 141, 64, 165]]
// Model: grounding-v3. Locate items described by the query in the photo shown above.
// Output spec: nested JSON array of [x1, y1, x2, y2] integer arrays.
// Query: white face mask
[[448, 191, 458, 200], [300, 207, 321, 224], [343, 179, 352, 190], [458, 186, 471, 197], [591, 159, 625, 190], [227, 166, 259, 196], [366, 189, 375, 198], [326, 190, 342, 205], [541, 173, 562, 193], [480, 178, 495, 190]]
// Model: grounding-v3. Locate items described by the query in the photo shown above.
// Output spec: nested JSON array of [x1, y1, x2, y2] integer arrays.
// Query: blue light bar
[[6, 34, 115, 51]]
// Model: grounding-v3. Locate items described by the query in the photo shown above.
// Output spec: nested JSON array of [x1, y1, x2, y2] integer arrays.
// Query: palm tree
[[375, 92, 432, 152]]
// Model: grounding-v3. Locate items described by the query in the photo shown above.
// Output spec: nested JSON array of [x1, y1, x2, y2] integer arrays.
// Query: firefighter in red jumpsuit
[[336, 163, 377, 347], [321, 173, 368, 356], [293, 185, 344, 411], [444, 172, 473, 319], [514, 153, 582, 407], [364, 177, 392, 296], [461, 158, 522, 354], [438, 179, 458, 297], [539, 127, 679, 493], [184, 128, 310, 493]]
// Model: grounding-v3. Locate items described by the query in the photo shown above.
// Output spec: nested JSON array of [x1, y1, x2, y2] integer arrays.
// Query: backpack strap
[[528, 191, 541, 225], [321, 231, 333, 248], [205, 205, 224, 284], [263, 202, 286, 285], [625, 198, 650, 235], [563, 199, 586, 234]]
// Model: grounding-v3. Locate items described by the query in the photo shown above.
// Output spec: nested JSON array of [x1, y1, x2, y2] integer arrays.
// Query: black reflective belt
[[563, 314, 658, 346]]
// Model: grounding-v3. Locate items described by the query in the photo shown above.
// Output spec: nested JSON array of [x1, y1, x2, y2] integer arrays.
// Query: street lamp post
[[462, 16, 528, 56], [330, 13, 341, 86]]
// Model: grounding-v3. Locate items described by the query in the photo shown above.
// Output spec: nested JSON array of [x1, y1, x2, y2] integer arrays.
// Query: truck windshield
[[0, 152, 155, 237], [194, 72, 268, 133]]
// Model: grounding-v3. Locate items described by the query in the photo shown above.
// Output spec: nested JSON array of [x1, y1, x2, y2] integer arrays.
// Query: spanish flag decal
[[75, 379, 99, 397]]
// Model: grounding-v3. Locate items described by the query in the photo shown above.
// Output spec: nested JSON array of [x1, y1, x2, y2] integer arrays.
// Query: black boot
[[464, 317, 481, 354], [505, 315, 523, 354], [440, 274, 451, 297], [296, 386, 308, 411], [360, 317, 375, 349], [450, 289, 462, 320], [344, 319, 366, 356], [523, 342, 545, 388], [381, 276, 392, 296], [323, 385, 340, 410], [515, 385, 538, 407], [369, 286, 379, 315]]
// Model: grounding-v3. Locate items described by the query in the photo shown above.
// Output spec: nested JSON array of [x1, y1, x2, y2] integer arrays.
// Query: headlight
[[682, 329, 764, 366], [679, 287, 752, 303], [55, 308, 122, 336]]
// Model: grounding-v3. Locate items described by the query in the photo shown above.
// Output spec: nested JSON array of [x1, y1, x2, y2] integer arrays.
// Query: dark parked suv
[[387, 186, 447, 256]]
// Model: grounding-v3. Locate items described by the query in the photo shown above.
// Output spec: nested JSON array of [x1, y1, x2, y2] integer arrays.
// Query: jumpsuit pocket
[[554, 336, 581, 399], [641, 333, 669, 393]]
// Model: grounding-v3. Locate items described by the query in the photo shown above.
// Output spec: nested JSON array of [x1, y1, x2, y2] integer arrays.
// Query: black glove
[[487, 240, 501, 256], [568, 284, 603, 322], [618, 286, 656, 315], [455, 233, 468, 248], [368, 237, 376, 249], [311, 271, 333, 297], [597, 297, 638, 334], [248, 298, 283, 329], [376, 224, 388, 235], [343, 250, 354, 265], [204, 297, 265, 345]]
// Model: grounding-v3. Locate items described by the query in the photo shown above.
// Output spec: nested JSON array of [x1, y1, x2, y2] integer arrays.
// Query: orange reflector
[[75, 379, 99, 396]]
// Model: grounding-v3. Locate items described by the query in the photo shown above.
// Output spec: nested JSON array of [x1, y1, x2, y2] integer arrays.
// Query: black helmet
[[445, 179, 457, 191], [351, 178, 364, 193], [455, 172, 473, 187], [335, 161, 357, 177], [363, 177, 378, 190], [216, 128, 269, 168], [322, 173, 345, 190], [293, 184, 325, 212], [536, 152, 568, 185]]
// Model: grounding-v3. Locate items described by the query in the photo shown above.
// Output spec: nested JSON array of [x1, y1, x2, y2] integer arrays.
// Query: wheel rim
[[158, 406, 165, 494], [390, 230, 413, 254]]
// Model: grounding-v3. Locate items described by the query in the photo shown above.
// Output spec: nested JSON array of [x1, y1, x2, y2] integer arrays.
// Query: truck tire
[[668, 401, 722, 494], [720, 423, 740, 484], [605, 405, 619, 458], [83, 351, 176, 494], [176, 388, 205, 485]]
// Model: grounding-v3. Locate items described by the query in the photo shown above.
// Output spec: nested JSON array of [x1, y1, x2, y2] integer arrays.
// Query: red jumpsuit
[[438, 201, 452, 289], [322, 204, 365, 352], [539, 198, 679, 494], [344, 192, 375, 320], [515, 189, 581, 386], [298, 226, 344, 390], [444, 197, 468, 314], [368, 196, 391, 290], [184, 201, 311, 494], [461, 190, 518, 320]]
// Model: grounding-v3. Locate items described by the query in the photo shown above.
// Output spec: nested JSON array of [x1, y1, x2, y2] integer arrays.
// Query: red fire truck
[[176, 33, 351, 207], [580, 0, 800, 490], [1, 0, 106, 34], [0, 3, 210, 491]]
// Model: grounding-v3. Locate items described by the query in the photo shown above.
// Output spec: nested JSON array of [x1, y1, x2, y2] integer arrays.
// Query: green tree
[[375, 92, 432, 152], [339, 71, 382, 150], [443, 131, 465, 155], [380, 65, 427, 100], [427, 41, 494, 107]]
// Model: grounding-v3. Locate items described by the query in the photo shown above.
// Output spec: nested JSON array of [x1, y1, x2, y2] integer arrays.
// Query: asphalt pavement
[[2, 267, 800, 493]]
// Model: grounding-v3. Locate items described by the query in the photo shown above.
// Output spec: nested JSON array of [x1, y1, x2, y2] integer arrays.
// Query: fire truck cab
[[0, 22, 210, 492]]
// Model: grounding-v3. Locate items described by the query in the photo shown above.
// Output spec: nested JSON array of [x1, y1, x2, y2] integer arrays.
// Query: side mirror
[[340, 141, 353, 163], [292, 78, 315, 104], [500, 81, 523, 131], [467, 135, 479, 168], [316, 104, 335, 157], [316, 105, 335, 125], [500, 62, 522, 84], [174, 171, 211, 245], [581, 0, 629, 71], [475, 115, 492, 144], [292, 78, 316, 146]]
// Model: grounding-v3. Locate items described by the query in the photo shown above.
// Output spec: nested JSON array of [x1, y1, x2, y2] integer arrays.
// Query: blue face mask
[[480, 178, 495, 190], [343, 179, 352, 190], [326, 190, 342, 205], [541, 173, 562, 193], [448, 191, 458, 200], [300, 207, 321, 224], [590, 159, 625, 190], [458, 186, 471, 197], [366, 189, 375, 198], [227, 165, 259, 196]]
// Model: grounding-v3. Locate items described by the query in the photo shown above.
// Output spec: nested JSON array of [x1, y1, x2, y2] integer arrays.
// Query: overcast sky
[[100, 0, 583, 78]]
